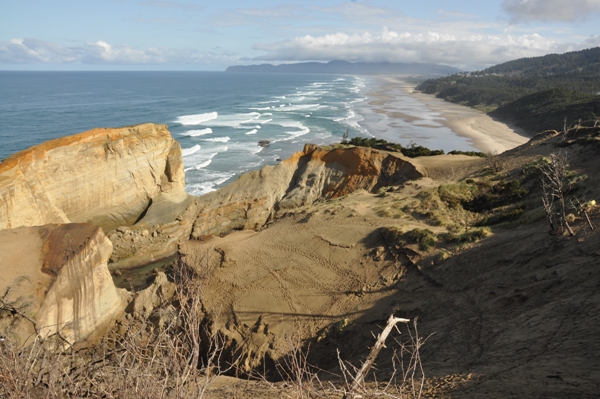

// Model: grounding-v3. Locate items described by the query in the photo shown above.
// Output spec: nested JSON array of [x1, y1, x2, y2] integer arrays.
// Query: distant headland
[[226, 60, 461, 75]]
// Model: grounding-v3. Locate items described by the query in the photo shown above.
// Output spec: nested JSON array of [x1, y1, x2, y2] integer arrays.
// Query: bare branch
[[342, 314, 410, 399], [538, 151, 575, 237]]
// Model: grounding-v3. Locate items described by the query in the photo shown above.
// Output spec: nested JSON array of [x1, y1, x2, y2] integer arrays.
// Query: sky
[[1, 0, 600, 71]]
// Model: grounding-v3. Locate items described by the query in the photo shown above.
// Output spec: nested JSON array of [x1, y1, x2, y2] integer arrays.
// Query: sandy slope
[[184, 128, 600, 398]]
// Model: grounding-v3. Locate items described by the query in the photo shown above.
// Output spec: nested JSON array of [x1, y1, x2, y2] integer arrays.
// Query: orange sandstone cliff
[[190, 143, 423, 238], [0, 123, 188, 232], [0, 123, 188, 344]]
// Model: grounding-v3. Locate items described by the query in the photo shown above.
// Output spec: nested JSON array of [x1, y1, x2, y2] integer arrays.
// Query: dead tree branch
[[539, 151, 575, 236], [342, 314, 410, 399]]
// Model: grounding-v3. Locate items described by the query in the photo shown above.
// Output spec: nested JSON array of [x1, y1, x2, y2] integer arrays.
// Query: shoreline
[[365, 76, 530, 153]]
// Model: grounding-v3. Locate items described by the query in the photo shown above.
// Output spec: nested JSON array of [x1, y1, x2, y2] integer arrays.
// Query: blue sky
[[1, 0, 599, 70]]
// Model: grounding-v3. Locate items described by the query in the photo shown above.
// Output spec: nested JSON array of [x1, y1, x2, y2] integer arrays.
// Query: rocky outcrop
[[0, 123, 189, 232], [191, 144, 422, 238], [0, 224, 129, 345], [107, 197, 200, 269], [131, 272, 176, 320]]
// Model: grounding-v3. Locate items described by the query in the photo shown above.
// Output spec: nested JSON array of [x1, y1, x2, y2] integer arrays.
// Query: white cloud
[[0, 38, 240, 66], [253, 27, 584, 70], [502, 0, 600, 22], [582, 34, 600, 47]]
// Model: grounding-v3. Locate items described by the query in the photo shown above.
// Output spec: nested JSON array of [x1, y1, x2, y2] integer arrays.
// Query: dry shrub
[[485, 151, 506, 173], [0, 252, 230, 398], [1, 254, 431, 399], [338, 318, 429, 399]]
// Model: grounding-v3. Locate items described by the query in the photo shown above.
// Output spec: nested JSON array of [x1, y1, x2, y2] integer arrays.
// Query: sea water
[[0, 71, 476, 196]]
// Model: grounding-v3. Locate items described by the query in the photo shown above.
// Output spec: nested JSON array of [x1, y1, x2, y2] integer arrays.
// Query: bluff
[[0, 123, 190, 345], [0, 123, 188, 232], [190, 143, 423, 238]]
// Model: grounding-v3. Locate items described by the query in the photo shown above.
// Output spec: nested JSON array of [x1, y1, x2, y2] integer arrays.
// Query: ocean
[[0, 71, 476, 196]]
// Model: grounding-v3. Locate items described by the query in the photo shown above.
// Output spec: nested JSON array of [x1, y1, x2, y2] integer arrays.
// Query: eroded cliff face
[[191, 144, 422, 238], [0, 224, 129, 345], [0, 123, 188, 232]]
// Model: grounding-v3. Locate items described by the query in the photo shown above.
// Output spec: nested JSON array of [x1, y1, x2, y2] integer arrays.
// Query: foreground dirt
[[183, 129, 600, 398]]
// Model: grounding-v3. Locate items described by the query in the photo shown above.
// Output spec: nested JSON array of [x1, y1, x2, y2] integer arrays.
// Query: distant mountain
[[226, 60, 460, 76], [416, 47, 600, 134]]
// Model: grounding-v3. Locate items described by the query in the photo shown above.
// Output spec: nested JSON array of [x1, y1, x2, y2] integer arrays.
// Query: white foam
[[215, 113, 261, 127], [176, 112, 218, 125], [275, 120, 304, 128], [271, 120, 311, 143], [251, 106, 273, 111], [228, 142, 264, 155], [203, 136, 230, 142], [183, 145, 229, 169], [182, 144, 201, 156], [185, 156, 216, 171], [181, 128, 212, 137], [245, 129, 258, 135], [186, 169, 236, 196], [271, 103, 324, 112]]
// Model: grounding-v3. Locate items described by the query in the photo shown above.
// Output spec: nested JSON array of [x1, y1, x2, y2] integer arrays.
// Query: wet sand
[[363, 76, 530, 153]]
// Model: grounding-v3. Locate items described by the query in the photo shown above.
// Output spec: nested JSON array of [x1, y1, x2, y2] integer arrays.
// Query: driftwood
[[342, 314, 410, 399]]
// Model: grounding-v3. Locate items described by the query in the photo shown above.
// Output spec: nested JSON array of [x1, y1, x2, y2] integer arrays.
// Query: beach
[[362, 76, 530, 153]]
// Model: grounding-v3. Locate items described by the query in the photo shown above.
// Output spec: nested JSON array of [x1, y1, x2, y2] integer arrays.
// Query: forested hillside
[[490, 88, 600, 133], [416, 47, 600, 134]]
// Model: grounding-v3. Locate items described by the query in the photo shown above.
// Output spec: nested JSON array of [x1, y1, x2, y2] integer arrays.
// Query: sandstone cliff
[[191, 144, 423, 238], [0, 123, 188, 232], [0, 224, 129, 345]]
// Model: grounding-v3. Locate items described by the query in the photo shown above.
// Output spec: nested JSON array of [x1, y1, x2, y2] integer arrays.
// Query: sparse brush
[[0, 250, 233, 398], [407, 228, 438, 251], [440, 227, 491, 244]]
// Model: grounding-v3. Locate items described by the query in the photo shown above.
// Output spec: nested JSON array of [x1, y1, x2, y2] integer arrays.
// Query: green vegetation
[[447, 150, 485, 157], [490, 89, 600, 133], [407, 175, 531, 231], [463, 180, 528, 213], [347, 137, 404, 152], [416, 47, 600, 134], [346, 137, 444, 157], [382, 224, 491, 254], [439, 228, 491, 244], [406, 228, 438, 250], [345, 138, 485, 158]]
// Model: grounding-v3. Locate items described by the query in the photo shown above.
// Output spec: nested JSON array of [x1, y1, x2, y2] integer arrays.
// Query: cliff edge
[[190, 143, 423, 238], [0, 123, 188, 232]]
